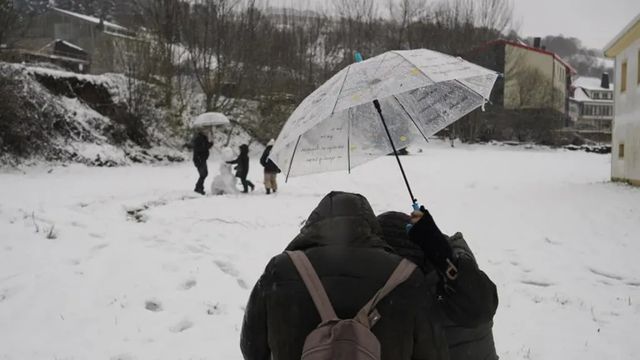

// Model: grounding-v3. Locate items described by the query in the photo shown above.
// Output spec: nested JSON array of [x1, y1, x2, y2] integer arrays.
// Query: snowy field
[[1, 142, 639, 360]]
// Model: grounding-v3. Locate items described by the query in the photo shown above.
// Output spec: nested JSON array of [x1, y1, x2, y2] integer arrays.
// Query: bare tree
[[333, 0, 378, 22], [183, 0, 247, 113], [0, 0, 17, 46], [1, 0, 49, 48], [473, 0, 514, 34], [387, 0, 429, 48], [134, 0, 186, 108]]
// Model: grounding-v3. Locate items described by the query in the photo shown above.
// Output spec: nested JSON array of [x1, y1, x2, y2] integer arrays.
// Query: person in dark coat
[[226, 144, 254, 193], [260, 139, 281, 194], [241, 192, 449, 360], [192, 129, 213, 195], [377, 210, 499, 360]]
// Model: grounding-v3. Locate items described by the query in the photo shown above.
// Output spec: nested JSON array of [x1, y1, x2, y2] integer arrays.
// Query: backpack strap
[[355, 259, 417, 328], [286, 250, 339, 323]]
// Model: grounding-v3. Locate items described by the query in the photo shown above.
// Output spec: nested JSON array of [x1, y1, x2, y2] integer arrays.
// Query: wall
[[16, 11, 122, 74], [612, 36, 640, 184], [504, 44, 566, 113]]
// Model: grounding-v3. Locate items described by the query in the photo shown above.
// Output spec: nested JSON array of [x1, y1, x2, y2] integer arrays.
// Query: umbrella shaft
[[373, 100, 417, 204]]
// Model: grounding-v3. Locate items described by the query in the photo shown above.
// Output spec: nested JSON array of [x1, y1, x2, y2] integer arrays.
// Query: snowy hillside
[[0, 142, 639, 359], [0, 62, 188, 166]]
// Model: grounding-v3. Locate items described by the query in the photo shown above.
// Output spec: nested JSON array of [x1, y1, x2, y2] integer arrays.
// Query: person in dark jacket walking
[[241, 192, 449, 360], [192, 129, 213, 195], [226, 144, 255, 193], [377, 210, 499, 360], [260, 139, 281, 194]]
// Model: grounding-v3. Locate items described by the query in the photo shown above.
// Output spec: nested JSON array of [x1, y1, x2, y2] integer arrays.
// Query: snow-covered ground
[[1, 142, 639, 359]]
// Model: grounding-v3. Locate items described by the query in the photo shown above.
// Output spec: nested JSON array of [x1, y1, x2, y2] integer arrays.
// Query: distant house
[[15, 7, 135, 74], [604, 13, 640, 186], [459, 38, 576, 144], [569, 74, 614, 139], [466, 38, 576, 114]]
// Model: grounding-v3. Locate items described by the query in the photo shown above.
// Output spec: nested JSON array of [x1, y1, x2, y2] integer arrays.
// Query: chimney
[[601, 73, 610, 89], [533, 37, 541, 48]]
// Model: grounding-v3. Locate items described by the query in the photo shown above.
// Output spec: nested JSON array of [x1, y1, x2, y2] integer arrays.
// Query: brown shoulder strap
[[355, 259, 417, 328], [285, 250, 339, 323]]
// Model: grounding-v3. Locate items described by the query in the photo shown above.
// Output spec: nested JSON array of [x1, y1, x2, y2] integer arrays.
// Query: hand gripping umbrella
[[270, 49, 498, 205]]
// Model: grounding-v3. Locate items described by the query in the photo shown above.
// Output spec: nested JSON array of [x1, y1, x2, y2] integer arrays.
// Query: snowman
[[211, 147, 239, 195]]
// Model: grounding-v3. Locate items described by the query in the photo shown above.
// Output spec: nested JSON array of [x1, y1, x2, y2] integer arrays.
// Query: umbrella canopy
[[270, 49, 498, 180], [191, 112, 230, 128]]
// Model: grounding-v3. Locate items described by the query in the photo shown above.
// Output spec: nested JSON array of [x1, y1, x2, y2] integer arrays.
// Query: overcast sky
[[513, 0, 640, 49], [265, 0, 640, 50]]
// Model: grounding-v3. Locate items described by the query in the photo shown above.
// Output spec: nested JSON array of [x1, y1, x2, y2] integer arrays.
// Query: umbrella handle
[[373, 99, 418, 204]]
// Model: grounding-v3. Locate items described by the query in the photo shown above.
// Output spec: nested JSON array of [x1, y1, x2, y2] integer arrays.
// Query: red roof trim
[[468, 39, 577, 74]]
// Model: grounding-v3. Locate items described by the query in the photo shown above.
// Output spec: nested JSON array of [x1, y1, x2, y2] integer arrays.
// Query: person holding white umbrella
[[192, 128, 213, 195], [191, 112, 230, 195]]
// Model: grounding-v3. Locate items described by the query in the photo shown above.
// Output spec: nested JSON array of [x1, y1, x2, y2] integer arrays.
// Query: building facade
[[503, 41, 573, 113], [569, 74, 614, 138], [16, 7, 135, 74], [604, 13, 640, 185], [466, 39, 575, 114]]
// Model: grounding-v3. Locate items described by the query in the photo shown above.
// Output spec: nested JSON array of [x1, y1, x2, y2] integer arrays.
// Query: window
[[621, 60, 628, 92], [619, 144, 625, 159]]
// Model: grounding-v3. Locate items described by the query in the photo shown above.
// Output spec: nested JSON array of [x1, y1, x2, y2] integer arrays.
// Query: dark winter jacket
[[260, 145, 281, 174], [240, 192, 449, 360], [227, 144, 249, 178], [377, 211, 499, 360], [192, 132, 213, 163]]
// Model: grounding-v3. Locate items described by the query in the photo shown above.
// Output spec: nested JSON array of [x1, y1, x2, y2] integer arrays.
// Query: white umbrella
[[270, 49, 498, 202], [191, 112, 230, 128]]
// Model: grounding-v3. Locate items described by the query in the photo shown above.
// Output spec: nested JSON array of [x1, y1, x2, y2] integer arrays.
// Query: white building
[[569, 75, 614, 136], [604, 13, 640, 186]]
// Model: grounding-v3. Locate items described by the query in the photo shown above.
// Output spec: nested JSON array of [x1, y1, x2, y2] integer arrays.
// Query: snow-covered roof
[[468, 39, 577, 74], [571, 87, 591, 102], [55, 39, 86, 53], [573, 76, 614, 91], [52, 7, 128, 32], [571, 86, 613, 104]]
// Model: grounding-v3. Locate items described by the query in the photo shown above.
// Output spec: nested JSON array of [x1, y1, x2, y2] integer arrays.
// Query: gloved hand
[[408, 206, 458, 280]]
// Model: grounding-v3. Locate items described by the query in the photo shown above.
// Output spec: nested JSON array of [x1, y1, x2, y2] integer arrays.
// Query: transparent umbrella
[[270, 49, 498, 203]]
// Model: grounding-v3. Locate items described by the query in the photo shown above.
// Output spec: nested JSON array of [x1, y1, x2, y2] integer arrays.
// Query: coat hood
[[286, 191, 391, 251], [377, 211, 427, 270]]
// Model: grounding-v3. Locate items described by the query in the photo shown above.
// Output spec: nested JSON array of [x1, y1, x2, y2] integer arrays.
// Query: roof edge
[[603, 12, 640, 57]]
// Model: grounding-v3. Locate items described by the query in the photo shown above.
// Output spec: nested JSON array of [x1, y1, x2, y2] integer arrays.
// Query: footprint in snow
[[521, 280, 554, 287], [588, 267, 624, 281], [145, 300, 163, 312], [110, 354, 135, 360], [206, 302, 226, 315], [544, 237, 561, 245], [91, 243, 109, 252], [68, 259, 81, 266], [214, 260, 248, 289], [170, 319, 193, 333], [180, 279, 197, 290]]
